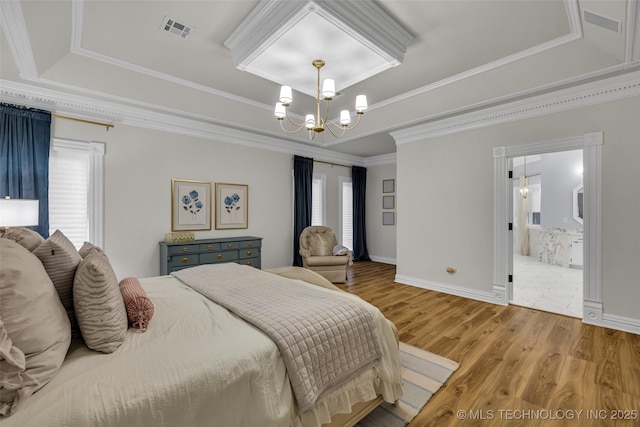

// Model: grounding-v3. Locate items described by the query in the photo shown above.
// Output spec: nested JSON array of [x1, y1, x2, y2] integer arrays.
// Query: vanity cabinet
[[569, 234, 583, 269], [160, 236, 262, 275]]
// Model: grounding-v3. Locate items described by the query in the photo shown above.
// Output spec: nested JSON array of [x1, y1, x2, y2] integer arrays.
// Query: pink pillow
[[118, 277, 154, 331]]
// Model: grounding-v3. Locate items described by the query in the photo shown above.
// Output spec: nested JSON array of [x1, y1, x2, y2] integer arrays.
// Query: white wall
[[51, 118, 383, 278], [53, 119, 295, 278], [396, 96, 640, 321], [366, 162, 397, 263]]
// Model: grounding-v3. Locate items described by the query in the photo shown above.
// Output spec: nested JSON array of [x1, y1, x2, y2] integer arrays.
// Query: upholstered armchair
[[298, 226, 350, 283]]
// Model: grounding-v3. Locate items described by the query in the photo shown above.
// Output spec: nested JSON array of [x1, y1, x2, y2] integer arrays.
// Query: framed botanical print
[[215, 183, 248, 229], [171, 179, 212, 231]]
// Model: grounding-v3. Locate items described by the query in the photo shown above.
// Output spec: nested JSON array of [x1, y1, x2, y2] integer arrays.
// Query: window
[[311, 173, 326, 226], [340, 177, 353, 250], [48, 139, 104, 249]]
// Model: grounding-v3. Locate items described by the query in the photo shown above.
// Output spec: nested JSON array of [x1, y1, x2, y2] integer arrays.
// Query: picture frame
[[382, 179, 395, 193], [383, 211, 395, 226], [215, 183, 248, 229], [383, 195, 395, 209], [171, 179, 212, 231]]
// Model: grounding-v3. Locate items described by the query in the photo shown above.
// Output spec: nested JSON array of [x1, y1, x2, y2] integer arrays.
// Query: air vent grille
[[161, 16, 193, 38], [584, 10, 621, 33]]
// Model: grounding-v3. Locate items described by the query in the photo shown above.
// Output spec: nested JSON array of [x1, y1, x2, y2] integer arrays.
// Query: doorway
[[510, 151, 583, 318], [492, 132, 604, 325]]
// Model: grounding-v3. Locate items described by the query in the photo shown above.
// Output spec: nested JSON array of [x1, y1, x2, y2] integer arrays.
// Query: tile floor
[[511, 254, 583, 318]]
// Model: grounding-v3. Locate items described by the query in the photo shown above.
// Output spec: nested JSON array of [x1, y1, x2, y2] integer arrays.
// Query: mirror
[[573, 184, 583, 224]]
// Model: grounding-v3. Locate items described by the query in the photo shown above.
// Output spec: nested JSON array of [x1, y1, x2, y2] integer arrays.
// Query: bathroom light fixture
[[519, 156, 529, 199], [274, 59, 367, 140]]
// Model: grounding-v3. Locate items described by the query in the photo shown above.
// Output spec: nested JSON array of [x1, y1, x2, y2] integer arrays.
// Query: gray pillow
[[73, 252, 128, 353], [0, 227, 44, 252], [0, 238, 71, 415], [32, 230, 82, 337]]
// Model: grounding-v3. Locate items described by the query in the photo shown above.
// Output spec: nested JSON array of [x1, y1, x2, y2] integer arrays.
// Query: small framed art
[[171, 179, 212, 231], [215, 183, 248, 229], [383, 195, 395, 209], [383, 211, 395, 225], [383, 179, 395, 193]]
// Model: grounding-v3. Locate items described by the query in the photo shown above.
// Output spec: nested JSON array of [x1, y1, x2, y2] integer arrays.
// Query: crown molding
[[0, 79, 366, 167], [391, 69, 640, 144], [224, 0, 413, 69], [0, 0, 38, 80], [364, 153, 396, 167]]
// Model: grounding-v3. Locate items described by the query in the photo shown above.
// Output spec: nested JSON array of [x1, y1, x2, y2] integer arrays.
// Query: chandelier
[[519, 156, 529, 198], [274, 60, 367, 139]]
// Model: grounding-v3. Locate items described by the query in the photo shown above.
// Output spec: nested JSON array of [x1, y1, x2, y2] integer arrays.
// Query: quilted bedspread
[[172, 263, 383, 412]]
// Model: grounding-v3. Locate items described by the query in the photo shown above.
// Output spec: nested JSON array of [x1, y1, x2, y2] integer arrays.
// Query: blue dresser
[[159, 236, 262, 275]]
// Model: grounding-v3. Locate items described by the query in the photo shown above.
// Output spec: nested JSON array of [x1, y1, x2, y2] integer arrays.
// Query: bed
[[0, 232, 402, 427]]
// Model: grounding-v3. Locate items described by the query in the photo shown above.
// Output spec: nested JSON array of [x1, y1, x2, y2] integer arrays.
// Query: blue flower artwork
[[182, 189, 203, 215]]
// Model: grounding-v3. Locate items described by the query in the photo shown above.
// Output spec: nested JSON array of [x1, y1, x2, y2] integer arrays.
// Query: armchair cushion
[[304, 255, 350, 267]]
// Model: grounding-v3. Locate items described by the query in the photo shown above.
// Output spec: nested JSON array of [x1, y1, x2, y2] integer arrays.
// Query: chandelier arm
[[325, 113, 363, 134], [286, 114, 306, 128], [278, 119, 307, 134], [324, 120, 348, 138]]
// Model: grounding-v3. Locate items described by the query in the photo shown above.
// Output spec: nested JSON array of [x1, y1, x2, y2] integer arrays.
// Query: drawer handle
[[246, 250, 252, 256], [247, 242, 253, 247], [246, 261, 253, 266], [182, 257, 190, 263], [182, 247, 190, 252], [207, 245, 213, 250], [217, 254, 223, 259], [227, 243, 233, 248]]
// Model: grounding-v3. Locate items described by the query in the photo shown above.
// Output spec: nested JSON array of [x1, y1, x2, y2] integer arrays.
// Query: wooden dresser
[[159, 236, 262, 275]]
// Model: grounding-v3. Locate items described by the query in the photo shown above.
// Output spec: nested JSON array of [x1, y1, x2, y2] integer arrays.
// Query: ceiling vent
[[160, 16, 193, 39], [584, 10, 621, 33]]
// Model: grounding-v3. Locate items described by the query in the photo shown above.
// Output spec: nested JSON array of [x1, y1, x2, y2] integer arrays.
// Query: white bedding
[[2, 273, 402, 427]]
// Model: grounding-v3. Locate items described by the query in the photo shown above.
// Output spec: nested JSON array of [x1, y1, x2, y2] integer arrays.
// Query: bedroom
[[1, 0, 639, 425]]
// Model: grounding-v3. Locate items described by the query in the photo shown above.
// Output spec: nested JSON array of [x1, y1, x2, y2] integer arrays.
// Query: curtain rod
[[313, 159, 352, 169], [53, 114, 114, 131]]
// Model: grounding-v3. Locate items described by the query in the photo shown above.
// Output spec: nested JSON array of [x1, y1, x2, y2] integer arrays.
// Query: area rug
[[356, 342, 459, 427]]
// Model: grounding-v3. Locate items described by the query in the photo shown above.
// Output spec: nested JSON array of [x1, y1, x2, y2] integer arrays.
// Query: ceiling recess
[[160, 16, 193, 39], [224, 0, 414, 97]]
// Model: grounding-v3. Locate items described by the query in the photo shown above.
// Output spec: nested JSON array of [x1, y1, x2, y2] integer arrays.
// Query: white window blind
[[312, 174, 326, 226], [341, 178, 353, 250], [48, 139, 104, 249]]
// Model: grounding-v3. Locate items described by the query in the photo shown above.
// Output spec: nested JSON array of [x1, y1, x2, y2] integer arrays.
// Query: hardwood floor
[[337, 261, 640, 427]]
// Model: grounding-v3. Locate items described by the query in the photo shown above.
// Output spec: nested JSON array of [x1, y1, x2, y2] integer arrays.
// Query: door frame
[[492, 132, 603, 325]]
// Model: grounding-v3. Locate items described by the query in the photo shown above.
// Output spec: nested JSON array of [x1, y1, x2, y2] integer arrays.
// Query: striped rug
[[356, 342, 459, 427]]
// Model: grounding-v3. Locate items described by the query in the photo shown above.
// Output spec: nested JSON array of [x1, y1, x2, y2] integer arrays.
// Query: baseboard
[[601, 313, 640, 335], [368, 255, 396, 265], [395, 274, 496, 304]]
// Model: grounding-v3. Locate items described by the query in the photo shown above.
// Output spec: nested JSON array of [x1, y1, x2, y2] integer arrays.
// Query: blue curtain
[[0, 103, 52, 237], [293, 155, 313, 266], [352, 165, 370, 261]]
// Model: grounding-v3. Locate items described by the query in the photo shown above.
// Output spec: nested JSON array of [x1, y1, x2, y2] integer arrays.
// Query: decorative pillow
[[0, 227, 44, 252], [78, 241, 106, 258], [73, 253, 128, 353], [32, 230, 82, 337], [118, 277, 154, 331], [0, 238, 71, 416]]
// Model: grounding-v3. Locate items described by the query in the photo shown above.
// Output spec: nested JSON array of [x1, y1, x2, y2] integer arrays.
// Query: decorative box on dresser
[[160, 236, 262, 275]]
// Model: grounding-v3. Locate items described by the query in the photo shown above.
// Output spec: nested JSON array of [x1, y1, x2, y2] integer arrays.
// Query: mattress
[[1, 273, 402, 427]]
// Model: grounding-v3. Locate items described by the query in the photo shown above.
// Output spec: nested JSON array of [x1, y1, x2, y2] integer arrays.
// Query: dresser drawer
[[240, 258, 261, 269], [170, 254, 199, 268], [240, 240, 261, 249], [239, 248, 260, 259], [199, 243, 221, 252], [200, 251, 239, 264], [169, 244, 199, 255], [220, 241, 238, 250]]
